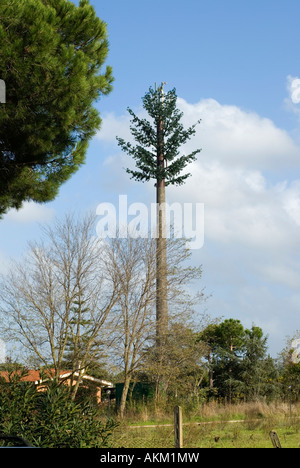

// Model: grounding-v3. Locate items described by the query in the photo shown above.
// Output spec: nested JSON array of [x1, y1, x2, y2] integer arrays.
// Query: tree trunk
[[119, 377, 131, 419], [208, 353, 214, 390], [156, 112, 168, 343]]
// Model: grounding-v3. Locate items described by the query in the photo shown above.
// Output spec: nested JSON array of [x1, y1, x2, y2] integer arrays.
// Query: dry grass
[[185, 400, 300, 422], [108, 400, 300, 448], [115, 399, 300, 424]]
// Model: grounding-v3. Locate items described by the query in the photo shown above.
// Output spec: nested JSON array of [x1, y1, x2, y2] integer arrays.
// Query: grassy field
[[109, 401, 300, 448]]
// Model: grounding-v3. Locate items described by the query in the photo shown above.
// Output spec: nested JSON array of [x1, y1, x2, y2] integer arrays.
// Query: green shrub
[[0, 369, 117, 448]]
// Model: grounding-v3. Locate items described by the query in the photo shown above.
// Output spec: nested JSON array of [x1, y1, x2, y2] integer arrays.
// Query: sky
[[1, 0, 300, 357]]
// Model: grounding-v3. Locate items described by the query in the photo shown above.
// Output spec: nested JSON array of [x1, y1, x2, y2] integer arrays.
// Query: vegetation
[[0, 213, 205, 419], [0, 214, 300, 446], [199, 319, 280, 403], [0, 0, 297, 451], [0, 217, 299, 447], [110, 404, 300, 448], [0, 365, 117, 448], [0, 0, 113, 216], [0, 213, 121, 400]]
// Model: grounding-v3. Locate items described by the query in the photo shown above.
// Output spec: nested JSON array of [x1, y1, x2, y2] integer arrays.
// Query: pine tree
[[117, 84, 201, 342], [0, 0, 113, 216], [64, 297, 106, 399], [64, 299, 93, 372]]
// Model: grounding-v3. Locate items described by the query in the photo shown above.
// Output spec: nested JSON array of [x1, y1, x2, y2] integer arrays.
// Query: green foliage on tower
[[117, 86, 201, 186]]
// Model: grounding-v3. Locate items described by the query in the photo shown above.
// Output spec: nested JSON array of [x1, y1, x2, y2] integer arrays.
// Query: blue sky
[[2, 0, 300, 357]]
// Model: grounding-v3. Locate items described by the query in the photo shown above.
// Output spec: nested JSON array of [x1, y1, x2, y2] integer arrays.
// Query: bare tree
[[0, 212, 207, 411], [0, 213, 120, 398], [104, 235, 205, 417], [103, 236, 157, 417]]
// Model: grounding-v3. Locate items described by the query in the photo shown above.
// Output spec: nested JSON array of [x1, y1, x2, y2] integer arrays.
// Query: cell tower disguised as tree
[[117, 84, 201, 343]]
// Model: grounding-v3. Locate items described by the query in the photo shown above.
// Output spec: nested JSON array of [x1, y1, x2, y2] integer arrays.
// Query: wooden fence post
[[269, 430, 282, 448], [174, 405, 183, 448]]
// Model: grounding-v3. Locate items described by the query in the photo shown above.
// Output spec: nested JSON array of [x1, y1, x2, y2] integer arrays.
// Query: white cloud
[[167, 158, 300, 255], [178, 97, 300, 171], [260, 263, 300, 291], [284, 76, 300, 129], [287, 75, 300, 104], [97, 112, 133, 144], [3, 202, 55, 224], [281, 180, 300, 226]]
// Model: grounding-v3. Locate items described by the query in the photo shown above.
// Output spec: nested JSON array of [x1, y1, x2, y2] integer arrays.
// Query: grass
[[108, 401, 300, 448]]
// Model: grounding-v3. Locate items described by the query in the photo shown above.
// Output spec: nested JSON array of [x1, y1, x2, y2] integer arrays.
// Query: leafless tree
[[0, 213, 120, 398], [0, 213, 207, 410], [104, 235, 205, 417], [102, 236, 157, 417]]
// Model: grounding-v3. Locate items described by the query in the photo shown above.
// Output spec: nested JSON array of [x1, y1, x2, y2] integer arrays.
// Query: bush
[[0, 368, 117, 448]]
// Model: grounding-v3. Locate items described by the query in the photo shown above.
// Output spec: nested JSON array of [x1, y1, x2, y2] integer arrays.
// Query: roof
[[60, 371, 113, 387], [0, 369, 113, 387]]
